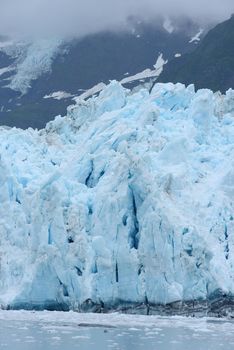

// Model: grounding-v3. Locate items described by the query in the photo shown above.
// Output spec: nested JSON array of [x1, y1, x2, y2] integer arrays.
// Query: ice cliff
[[1, 81, 234, 315]]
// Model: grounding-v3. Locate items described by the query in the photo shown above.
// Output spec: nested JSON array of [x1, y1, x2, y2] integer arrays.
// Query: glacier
[[1, 81, 234, 315], [0, 39, 63, 94]]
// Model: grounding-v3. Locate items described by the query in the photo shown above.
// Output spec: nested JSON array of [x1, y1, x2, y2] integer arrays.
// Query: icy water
[[1, 312, 234, 349]]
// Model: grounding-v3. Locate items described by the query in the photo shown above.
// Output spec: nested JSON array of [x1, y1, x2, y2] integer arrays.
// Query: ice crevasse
[[1, 81, 234, 315]]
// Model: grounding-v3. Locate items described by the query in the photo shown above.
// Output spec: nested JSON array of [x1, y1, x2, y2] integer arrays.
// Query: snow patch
[[74, 83, 107, 102], [44, 91, 74, 100], [163, 17, 174, 34], [7, 39, 63, 94], [120, 54, 167, 85], [0, 40, 14, 50], [189, 29, 204, 43], [0, 66, 14, 77]]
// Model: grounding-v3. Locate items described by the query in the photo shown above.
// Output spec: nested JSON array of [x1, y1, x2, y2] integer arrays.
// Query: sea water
[[0, 312, 234, 349]]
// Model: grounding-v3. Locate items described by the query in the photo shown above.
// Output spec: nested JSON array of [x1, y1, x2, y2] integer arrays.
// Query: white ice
[[189, 29, 204, 43], [0, 81, 234, 310], [44, 91, 74, 100], [4, 39, 63, 94]]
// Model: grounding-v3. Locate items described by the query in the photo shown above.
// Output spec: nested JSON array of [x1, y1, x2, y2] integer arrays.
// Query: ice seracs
[[0, 81, 234, 315]]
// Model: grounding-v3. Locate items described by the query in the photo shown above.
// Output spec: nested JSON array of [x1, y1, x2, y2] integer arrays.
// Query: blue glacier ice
[[1, 81, 234, 315]]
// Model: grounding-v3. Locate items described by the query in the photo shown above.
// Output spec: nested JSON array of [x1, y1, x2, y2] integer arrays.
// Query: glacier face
[[1, 81, 234, 314]]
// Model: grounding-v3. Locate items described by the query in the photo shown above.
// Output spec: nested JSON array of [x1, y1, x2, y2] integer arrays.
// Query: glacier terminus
[[1, 81, 234, 316]]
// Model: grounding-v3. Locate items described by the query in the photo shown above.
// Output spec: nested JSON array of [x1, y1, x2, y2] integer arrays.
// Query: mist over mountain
[[159, 15, 234, 92], [0, 18, 202, 129], [0, 1, 234, 129], [0, 0, 233, 40]]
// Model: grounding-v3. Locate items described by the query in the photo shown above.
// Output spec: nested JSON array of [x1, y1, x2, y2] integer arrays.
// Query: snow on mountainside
[[0, 19, 203, 129], [7, 40, 63, 95], [1, 81, 234, 315], [189, 29, 204, 43], [0, 39, 63, 94], [69, 53, 167, 102], [159, 15, 234, 93]]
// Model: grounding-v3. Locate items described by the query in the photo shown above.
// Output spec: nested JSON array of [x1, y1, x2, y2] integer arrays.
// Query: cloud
[[0, 0, 234, 39]]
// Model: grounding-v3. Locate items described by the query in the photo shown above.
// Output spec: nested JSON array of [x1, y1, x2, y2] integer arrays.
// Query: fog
[[0, 0, 234, 39]]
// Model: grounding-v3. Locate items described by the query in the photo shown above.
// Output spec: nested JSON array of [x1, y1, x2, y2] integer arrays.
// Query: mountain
[[1, 81, 234, 316], [0, 19, 203, 129], [159, 15, 234, 93]]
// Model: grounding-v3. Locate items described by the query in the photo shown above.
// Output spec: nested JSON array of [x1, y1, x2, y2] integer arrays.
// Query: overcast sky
[[1, 0, 234, 39]]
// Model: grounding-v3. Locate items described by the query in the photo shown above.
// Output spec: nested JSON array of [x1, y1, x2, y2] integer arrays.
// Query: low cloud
[[0, 0, 234, 39]]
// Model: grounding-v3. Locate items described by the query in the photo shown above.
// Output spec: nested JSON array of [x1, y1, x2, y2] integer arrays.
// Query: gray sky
[[1, 0, 234, 39]]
